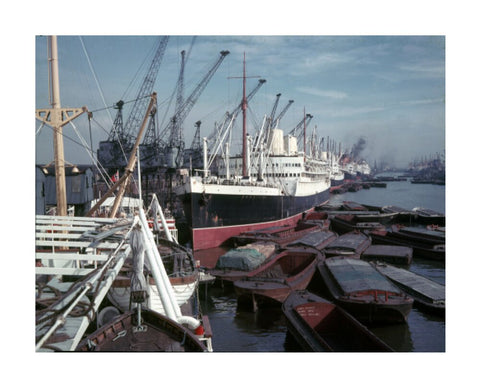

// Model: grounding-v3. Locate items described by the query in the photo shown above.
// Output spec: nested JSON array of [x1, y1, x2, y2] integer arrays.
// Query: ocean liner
[[175, 58, 330, 251]]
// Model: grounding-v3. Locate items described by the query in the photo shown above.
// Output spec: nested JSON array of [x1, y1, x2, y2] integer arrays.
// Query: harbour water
[[195, 176, 446, 352]]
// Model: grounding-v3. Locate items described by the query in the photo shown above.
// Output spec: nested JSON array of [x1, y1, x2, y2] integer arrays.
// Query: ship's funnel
[[271, 129, 284, 154], [284, 134, 298, 156]]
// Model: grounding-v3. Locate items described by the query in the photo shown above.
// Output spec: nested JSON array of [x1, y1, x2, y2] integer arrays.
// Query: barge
[[316, 257, 413, 324], [282, 290, 393, 351]]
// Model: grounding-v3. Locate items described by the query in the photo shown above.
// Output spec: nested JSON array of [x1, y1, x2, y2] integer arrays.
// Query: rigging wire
[[67, 117, 142, 202], [78, 36, 113, 125], [67, 120, 112, 187], [36, 121, 46, 136], [120, 38, 157, 102], [36, 115, 112, 188]]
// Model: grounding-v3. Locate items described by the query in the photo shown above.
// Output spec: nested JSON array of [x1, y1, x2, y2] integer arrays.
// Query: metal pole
[[137, 147, 143, 208], [36, 36, 86, 217], [109, 93, 157, 218], [242, 53, 247, 178], [49, 36, 67, 216]]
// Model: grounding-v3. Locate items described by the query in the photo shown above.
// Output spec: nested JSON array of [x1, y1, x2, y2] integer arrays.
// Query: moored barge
[[282, 290, 393, 351], [316, 257, 413, 324], [323, 231, 371, 258], [373, 262, 445, 316], [233, 247, 322, 310]]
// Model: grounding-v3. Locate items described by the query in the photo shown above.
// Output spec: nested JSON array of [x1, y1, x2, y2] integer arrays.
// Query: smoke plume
[[351, 137, 367, 159]]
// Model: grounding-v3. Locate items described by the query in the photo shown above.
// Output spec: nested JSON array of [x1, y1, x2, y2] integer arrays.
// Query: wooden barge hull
[[231, 222, 321, 247], [287, 229, 338, 251], [361, 244, 413, 265], [235, 280, 299, 308], [323, 231, 372, 257], [381, 205, 415, 222], [413, 208, 445, 226], [370, 231, 445, 261], [391, 225, 445, 245], [233, 248, 321, 310], [282, 290, 393, 352], [316, 257, 413, 324], [333, 296, 413, 324], [208, 241, 277, 286], [330, 214, 386, 235], [374, 263, 445, 316], [208, 269, 248, 285], [76, 308, 206, 352]]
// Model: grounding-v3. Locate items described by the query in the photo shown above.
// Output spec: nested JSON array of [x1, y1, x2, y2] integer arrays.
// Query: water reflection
[[234, 306, 285, 333], [407, 308, 446, 352], [369, 321, 413, 352]]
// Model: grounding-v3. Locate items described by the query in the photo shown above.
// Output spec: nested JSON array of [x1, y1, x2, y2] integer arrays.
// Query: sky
[[35, 35, 445, 169]]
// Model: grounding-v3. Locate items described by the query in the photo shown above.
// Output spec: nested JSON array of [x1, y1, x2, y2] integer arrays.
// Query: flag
[[111, 170, 119, 183]]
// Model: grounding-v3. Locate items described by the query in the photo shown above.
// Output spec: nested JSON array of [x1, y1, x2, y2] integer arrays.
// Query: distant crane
[[190, 120, 202, 151], [289, 113, 313, 137], [289, 113, 313, 152], [264, 94, 294, 151], [97, 36, 169, 172]]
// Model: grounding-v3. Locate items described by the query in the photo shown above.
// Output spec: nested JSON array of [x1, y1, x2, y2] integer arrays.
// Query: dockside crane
[[263, 94, 294, 151], [158, 49, 230, 169], [190, 120, 202, 151], [272, 98, 294, 128], [138, 100, 160, 170], [289, 113, 313, 138], [183, 120, 203, 172], [97, 36, 169, 172], [141, 39, 194, 169], [166, 49, 187, 168], [267, 93, 282, 130]]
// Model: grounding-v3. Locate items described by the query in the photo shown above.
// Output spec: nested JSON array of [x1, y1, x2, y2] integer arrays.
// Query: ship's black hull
[[331, 177, 345, 187], [178, 188, 330, 250]]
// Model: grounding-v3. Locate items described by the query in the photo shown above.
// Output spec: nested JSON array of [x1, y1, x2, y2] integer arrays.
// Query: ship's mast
[[242, 53, 247, 178], [303, 107, 306, 161], [36, 36, 86, 216], [227, 53, 260, 178]]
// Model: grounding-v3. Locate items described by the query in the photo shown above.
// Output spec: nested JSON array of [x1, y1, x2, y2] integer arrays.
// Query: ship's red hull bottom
[[192, 208, 317, 251]]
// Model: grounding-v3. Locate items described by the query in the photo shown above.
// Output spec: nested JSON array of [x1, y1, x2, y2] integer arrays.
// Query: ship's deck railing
[[35, 215, 132, 276], [35, 214, 136, 351]]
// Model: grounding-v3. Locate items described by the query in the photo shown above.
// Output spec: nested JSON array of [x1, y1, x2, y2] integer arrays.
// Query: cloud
[[302, 52, 351, 68], [399, 97, 445, 106], [297, 86, 348, 99], [327, 106, 385, 118], [398, 62, 445, 78]]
